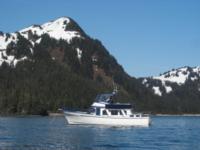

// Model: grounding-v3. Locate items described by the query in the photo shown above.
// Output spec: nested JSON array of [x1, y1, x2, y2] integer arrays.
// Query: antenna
[[112, 82, 118, 95]]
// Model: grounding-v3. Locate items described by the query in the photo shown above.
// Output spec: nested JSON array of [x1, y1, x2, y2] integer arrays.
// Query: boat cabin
[[90, 93, 143, 117], [97, 103, 132, 115]]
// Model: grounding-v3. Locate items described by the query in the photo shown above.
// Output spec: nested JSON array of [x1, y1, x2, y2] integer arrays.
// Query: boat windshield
[[95, 93, 113, 103]]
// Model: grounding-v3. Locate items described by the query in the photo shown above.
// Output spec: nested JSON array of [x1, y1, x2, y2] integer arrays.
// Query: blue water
[[0, 116, 200, 150]]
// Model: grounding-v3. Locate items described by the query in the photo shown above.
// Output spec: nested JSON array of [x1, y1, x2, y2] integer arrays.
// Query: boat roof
[[105, 103, 132, 109]]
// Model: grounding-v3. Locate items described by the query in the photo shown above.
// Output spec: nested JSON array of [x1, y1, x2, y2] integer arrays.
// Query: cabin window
[[103, 110, 107, 115], [88, 107, 95, 113], [119, 110, 123, 115], [110, 110, 118, 115], [136, 114, 140, 117], [124, 110, 127, 115], [96, 108, 100, 115]]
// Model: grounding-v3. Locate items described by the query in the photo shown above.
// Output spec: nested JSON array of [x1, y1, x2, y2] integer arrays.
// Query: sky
[[0, 0, 200, 77]]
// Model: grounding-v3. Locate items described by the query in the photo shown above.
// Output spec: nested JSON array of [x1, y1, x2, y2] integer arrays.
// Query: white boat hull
[[64, 111, 150, 127]]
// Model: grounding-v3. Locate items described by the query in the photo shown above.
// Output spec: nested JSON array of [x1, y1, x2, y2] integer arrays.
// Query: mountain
[[140, 66, 200, 113], [0, 17, 156, 115], [0, 17, 84, 66], [141, 66, 200, 96]]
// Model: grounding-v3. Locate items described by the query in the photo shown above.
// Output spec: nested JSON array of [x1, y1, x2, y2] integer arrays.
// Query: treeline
[[138, 77, 200, 114], [0, 51, 107, 115]]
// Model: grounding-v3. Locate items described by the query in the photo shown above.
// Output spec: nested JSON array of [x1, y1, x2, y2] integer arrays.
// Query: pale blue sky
[[0, 0, 200, 77]]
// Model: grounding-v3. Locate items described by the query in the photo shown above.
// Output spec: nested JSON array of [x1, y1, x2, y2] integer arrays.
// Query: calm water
[[0, 116, 200, 150]]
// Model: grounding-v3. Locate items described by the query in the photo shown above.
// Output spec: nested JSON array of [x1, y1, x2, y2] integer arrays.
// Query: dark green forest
[[0, 32, 156, 115]]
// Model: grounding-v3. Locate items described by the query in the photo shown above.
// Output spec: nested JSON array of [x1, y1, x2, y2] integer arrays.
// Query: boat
[[64, 92, 150, 126]]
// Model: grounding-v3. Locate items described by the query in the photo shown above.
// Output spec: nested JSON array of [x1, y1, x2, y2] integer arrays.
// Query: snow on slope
[[0, 33, 17, 50], [0, 17, 81, 50], [0, 17, 83, 66], [76, 48, 82, 60], [142, 66, 200, 96], [153, 67, 191, 85], [19, 17, 81, 43], [152, 86, 162, 96]]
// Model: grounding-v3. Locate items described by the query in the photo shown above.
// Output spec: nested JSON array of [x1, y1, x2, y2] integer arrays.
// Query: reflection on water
[[0, 116, 200, 150]]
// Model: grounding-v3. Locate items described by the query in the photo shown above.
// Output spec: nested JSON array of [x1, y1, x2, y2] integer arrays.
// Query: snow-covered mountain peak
[[20, 17, 70, 33], [142, 66, 200, 96], [19, 17, 81, 43], [153, 66, 200, 85], [43, 16, 70, 26], [0, 17, 84, 66], [0, 17, 82, 50]]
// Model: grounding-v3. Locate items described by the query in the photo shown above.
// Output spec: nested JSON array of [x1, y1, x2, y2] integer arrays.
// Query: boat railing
[[142, 114, 149, 117], [130, 113, 149, 118]]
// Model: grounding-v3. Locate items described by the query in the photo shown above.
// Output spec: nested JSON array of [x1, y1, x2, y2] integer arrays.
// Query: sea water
[[0, 116, 200, 150]]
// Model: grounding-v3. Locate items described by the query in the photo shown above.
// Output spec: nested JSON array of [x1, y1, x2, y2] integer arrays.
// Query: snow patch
[[76, 48, 82, 60], [143, 66, 200, 96], [152, 86, 162, 96], [0, 33, 17, 50], [193, 66, 200, 73], [92, 56, 98, 62], [161, 81, 172, 93], [191, 76, 198, 81], [152, 66, 200, 86], [19, 17, 82, 43], [165, 86, 172, 93], [142, 79, 147, 84], [13, 56, 27, 66], [179, 67, 188, 72], [153, 67, 190, 85], [0, 50, 27, 66], [35, 38, 42, 44]]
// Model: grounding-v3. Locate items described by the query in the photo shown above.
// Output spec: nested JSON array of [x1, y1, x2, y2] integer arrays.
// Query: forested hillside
[[140, 67, 200, 114]]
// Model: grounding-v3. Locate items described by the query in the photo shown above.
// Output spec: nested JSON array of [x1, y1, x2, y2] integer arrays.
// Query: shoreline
[[0, 112, 64, 117], [154, 114, 200, 117], [48, 112, 64, 116], [1, 113, 200, 117]]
